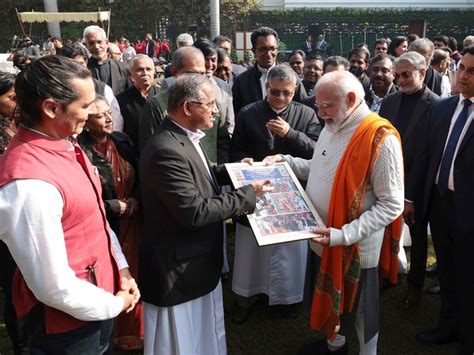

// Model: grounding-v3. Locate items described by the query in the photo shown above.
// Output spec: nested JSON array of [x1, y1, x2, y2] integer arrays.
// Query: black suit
[[232, 64, 307, 114], [88, 58, 132, 96], [424, 66, 443, 97], [379, 85, 438, 289], [139, 117, 256, 307], [408, 95, 474, 353], [145, 39, 156, 58], [116, 84, 160, 148]]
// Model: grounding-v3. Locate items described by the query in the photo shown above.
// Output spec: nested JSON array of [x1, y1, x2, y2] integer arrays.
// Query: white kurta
[[143, 281, 226, 355], [232, 224, 307, 305]]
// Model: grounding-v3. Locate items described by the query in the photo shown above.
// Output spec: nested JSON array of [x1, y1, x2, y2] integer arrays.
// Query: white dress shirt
[[0, 179, 128, 321], [435, 94, 474, 191]]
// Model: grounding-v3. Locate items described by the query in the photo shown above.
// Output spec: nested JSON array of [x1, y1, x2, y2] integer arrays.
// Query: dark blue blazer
[[408, 95, 474, 233]]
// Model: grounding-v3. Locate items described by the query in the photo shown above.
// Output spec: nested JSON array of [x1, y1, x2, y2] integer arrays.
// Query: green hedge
[[223, 8, 474, 56], [2, 4, 473, 55]]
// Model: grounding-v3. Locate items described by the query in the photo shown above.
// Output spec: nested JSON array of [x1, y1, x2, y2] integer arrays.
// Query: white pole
[[43, 0, 61, 38], [210, 0, 219, 39]]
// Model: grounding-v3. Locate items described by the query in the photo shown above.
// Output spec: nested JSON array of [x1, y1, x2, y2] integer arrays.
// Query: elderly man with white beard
[[264, 71, 404, 355]]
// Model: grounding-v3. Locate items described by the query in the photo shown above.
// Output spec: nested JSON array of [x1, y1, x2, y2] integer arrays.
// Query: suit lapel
[[433, 96, 459, 164], [251, 66, 263, 101], [165, 119, 219, 194], [457, 114, 474, 156], [404, 88, 429, 144], [388, 92, 403, 125]]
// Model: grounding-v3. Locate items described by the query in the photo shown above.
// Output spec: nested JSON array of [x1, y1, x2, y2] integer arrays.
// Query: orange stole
[[309, 113, 403, 340]]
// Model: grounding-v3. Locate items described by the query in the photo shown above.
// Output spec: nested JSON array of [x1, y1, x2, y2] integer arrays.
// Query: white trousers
[[143, 281, 226, 355]]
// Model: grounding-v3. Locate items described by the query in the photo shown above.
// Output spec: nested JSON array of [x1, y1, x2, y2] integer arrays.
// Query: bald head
[[172, 47, 206, 76], [108, 42, 122, 61]]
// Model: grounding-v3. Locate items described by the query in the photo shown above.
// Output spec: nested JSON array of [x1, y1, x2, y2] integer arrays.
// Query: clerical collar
[[91, 57, 109, 66], [170, 120, 206, 144], [265, 99, 290, 115]]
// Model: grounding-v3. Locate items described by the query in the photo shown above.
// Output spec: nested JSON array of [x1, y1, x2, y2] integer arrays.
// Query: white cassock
[[143, 281, 226, 355], [232, 224, 307, 305]]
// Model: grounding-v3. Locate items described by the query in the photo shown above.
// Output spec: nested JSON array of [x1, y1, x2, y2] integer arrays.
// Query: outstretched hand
[[262, 154, 284, 166], [250, 179, 274, 196], [311, 227, 330, 246]]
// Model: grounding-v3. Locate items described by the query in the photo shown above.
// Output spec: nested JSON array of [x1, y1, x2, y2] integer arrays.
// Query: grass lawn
[[0, 232, 457, 354]]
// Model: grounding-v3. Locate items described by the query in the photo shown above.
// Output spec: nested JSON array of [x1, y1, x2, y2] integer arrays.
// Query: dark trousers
[[0, 241, 28, 354], [407, 198, 429, 289], [25, 305, 114, 355], [430, 187, 474, 354]]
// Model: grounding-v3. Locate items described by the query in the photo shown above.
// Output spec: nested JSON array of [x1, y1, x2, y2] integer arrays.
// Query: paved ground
[[0, 237, 458, 354]]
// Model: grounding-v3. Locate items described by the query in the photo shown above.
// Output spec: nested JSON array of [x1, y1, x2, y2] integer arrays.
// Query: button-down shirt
[[436, 94, 474, 191]]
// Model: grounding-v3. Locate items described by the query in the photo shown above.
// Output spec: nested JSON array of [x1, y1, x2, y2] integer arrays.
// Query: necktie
[[438, 99, 472, 194]]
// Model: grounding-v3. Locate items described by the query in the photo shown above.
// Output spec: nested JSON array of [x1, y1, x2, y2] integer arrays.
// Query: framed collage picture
[[225, 162, 325, 246]]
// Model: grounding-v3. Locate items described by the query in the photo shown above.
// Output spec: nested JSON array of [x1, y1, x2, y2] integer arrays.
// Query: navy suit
[[408, 95, 474, 354]]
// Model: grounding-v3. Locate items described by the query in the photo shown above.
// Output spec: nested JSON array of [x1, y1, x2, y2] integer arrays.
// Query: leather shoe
[[425, 263, 439, 278], [426, 285, 440, 295], [232, 303, 255, 325], [403, 286, 422, 309], [415, 329, 458, 345]]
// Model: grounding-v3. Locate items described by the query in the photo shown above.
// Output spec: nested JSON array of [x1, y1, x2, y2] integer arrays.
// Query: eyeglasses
[[269, 88, 294, 97], [394, 71, 415, 80], [190, 100, 216, 110], [314, 102, 335, 110], [256, 47, 278, 54]]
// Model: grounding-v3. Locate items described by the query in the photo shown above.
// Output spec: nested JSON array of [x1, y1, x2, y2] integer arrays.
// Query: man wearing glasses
[[230, 64, 320, 324], [83, 25, 132, 96], [139, 74, 272, 354], [379, 51, 439, 310], [232, 26, 307, 115]]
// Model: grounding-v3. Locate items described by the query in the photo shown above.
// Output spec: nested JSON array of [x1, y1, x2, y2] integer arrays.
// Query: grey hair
[[172, 47, 204, 71], [267, 64, 297, 86], [315, 70, 365, 103], [393, 51, 427, 71], [409, 38, 434, 55], [94, 94, 108, 104], [464, 35, 474, 48], [83, 25, 107, 41], [128, 54, 155, 71], [167, 74, 211, 113], [176, 33, 194, 47]]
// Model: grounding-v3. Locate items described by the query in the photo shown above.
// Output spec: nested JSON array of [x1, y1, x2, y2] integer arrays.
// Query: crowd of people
[[0, 23, 473, 355]]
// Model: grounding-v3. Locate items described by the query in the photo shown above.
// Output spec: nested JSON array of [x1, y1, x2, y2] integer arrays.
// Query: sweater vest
[[0, 127, 120, 334]]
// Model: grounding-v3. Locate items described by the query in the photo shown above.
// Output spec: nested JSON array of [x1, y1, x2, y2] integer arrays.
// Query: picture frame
[[225, 162, 325, 246]]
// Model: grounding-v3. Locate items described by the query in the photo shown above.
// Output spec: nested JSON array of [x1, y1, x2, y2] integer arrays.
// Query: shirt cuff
[[329, 227, 344, 247]]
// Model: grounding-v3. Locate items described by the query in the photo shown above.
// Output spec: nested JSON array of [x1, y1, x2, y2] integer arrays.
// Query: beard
[[321, 102, 350, 133]]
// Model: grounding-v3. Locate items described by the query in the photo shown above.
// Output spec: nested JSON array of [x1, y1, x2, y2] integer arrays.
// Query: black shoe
[[298, 340, 348, 355], [426, 285, 440, 295], [415, 328, 458, 345], [279, 303, 299, 319], [425, 263, 439, 278], [231, 303, 255, 325], [403, 285, 422, 309]]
